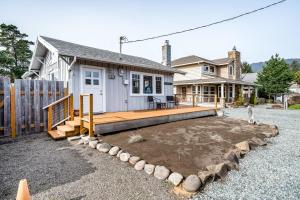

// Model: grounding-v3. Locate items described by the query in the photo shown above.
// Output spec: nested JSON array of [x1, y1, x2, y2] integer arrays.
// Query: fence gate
[[0, 77, 66, 138]]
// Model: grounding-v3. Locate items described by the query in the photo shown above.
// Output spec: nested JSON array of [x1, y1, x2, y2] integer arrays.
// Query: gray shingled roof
[[174, 77, 255, 86], [172, 55, 233, 67], [241, 73, 258, 83], [40, 36, 177, 73], [212, 57, 233, 65], [171, 55, 215, 66]]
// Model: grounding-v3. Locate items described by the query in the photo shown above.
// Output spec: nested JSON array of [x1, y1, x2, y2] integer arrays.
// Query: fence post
[[48, 106, 53, 131], [70, 94, 74, 120], [89, 94, 93, 138], [79, 95, 83, 134], [10, 85, 16, 138], [63, 88, 68, 119]]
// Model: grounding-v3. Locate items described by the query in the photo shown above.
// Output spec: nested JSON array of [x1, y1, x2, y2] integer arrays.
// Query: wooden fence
[[0, 77, 66, 138]]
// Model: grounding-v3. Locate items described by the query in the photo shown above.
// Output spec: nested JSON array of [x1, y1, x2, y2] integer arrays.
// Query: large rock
[[108, 146, 120, 156], [82, 136, 96, 145], [129, 156, 141, 165], [182, 174, 201, 192], [97, 143, 111, 153], [224, 160, 239, 171], [224, 150, 239, 164], [249, 137, 267, 149], [89, 140, 98, 149], [134, 160, 146, 170], [206, 163, 228, 179], [217, 110, 224, 117], [67, 136, 81, 142], [144, 164, 155, 175], [117, 150, 123, 158], [235, 141, 250, 154], [168, 172, 183, 186], [120, 152, 130, 162], [271, 125, 279, 136], [197, 170, 214, 185], [77, 139, 84, 145], [154, 166, 170, 180]]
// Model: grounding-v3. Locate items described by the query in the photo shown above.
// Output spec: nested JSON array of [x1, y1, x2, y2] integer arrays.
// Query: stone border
[[68, 124, 279, 197]]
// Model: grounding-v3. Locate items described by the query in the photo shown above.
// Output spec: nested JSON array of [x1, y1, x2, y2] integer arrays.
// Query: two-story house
[[172, 46, 255, 106]]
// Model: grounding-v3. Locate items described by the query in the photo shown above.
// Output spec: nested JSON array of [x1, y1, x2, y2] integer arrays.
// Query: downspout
[[68, 56, 77, 71]]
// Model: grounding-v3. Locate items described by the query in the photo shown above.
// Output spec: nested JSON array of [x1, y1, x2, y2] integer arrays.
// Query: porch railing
[[79, 93, 94, 138], [43, 93, 74, 131], [175, 93, 218, 109]]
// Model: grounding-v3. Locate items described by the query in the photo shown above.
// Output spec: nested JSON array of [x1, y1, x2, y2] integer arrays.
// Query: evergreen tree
[[294, 71, 300, 85], [0, 23, 34, 80], [241, 61, 253, 73], [256, 54, 294, 97]]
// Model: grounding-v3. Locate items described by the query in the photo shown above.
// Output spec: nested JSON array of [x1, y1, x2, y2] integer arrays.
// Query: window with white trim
[[204, 86, 209, 95], [84, 71, 100, 86], [155, 77, 162, 94], [192, 86, 196, 94], [130, 72, 164, 96], [143, 75, 153, 94], [132, 74, 140, 94], [203, 65, 209, 72], [210, 66, 215, 73]]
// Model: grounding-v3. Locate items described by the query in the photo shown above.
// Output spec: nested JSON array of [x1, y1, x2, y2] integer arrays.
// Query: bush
[[289, 104, 300, 110], [249, 90, 258, 105], [235, 89, 245, 106]]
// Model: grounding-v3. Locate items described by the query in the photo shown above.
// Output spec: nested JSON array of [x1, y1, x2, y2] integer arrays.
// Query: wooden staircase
[[48, 120, 81, 140]]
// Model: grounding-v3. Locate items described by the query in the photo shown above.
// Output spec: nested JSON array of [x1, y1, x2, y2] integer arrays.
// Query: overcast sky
[[1, 0, 299, 63]]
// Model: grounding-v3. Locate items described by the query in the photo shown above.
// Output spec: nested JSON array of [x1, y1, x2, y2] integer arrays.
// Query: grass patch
[[289, 104, 300, 110]]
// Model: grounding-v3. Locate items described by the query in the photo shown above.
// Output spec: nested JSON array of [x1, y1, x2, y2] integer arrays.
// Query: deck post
[[192, 94, 195, 107], [79, 95, 83, 134], [48, 106, 53, 131], [69, 94, 74, 120], [88, 94, 93, 138], [10, 85, 16, 138]]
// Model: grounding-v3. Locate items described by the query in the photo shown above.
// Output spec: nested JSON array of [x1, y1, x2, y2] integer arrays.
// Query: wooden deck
[[75, 106, 216, 135]]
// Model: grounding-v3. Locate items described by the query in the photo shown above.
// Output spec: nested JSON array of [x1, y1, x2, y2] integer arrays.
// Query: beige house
[[172, 47, 255, 106]]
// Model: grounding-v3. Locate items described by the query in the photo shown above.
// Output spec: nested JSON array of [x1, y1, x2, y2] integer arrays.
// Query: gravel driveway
[[0, 133, 177, 200], [194, 105, 300, 200]]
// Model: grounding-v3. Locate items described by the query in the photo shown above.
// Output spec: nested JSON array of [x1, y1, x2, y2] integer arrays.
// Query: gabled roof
[[171, 55, 234, 67], [241, 73, 258, 83], [211, 58, 233, 65], [31, 36, 179, 74], [171, 55, 216, 66]]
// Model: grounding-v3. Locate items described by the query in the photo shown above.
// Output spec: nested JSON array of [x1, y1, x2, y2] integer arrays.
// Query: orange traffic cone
[[16, 179, 31, 200]]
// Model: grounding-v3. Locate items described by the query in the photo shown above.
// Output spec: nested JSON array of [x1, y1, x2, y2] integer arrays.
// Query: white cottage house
[[23, 36, 178, 113]]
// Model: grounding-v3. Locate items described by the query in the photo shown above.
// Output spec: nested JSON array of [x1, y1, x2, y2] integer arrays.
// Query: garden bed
[[101, 116, 272, 176]]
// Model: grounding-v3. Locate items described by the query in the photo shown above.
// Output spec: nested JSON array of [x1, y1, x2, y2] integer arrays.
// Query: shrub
[[289, 104, 300, 110], [235, 89, 245, 106], [249, 90, 258, 105], [128, 134, 144, 144]]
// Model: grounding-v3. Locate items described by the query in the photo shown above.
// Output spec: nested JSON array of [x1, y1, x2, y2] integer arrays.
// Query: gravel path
[[194, 106, 300, 200]]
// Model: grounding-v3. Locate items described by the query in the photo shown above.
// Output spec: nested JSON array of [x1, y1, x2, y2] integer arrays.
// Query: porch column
[[232, 84, 236, 99], [241, 85, 244, 98], [248, 86, 251, 98], [255, 87, 258, 98], [200, 85, 204, 103], [221, 83, 225, 108]]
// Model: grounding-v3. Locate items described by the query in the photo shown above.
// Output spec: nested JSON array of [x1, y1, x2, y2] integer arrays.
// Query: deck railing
[[43, 93, 74, 131], [79, 93, 94, 137], [175, 93, 218, 110]]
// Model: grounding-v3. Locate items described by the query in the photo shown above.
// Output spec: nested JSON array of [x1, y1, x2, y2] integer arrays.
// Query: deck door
[[82, 68, 104, 113]]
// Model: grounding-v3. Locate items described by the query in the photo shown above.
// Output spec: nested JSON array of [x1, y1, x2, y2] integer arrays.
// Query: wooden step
[[65, 120, 80, 127], [57, 125, 75, 133], [48, 130, 66, 140]]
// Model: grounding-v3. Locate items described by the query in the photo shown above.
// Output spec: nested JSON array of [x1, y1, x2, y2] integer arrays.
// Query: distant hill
[[250, 58, 300, 72]]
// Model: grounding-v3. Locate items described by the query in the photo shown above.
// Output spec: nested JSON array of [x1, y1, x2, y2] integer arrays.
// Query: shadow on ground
[[0, 133, 96, 200]]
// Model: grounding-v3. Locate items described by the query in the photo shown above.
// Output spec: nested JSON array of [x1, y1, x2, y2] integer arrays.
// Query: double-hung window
[[143, 75, 153, 94], [229, 65, 234, 75], [155, 77, 162, 94]]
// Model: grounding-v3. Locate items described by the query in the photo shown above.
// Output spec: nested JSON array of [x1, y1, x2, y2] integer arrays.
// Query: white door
[[82, 68, 104, 114]]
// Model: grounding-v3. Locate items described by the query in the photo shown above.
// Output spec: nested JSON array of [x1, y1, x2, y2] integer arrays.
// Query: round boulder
[[182, 174, 201, 192], [120, 152, 130, 162], [197, 170, 214, 185], [154, 166, 170, 180], [144, 164, 155, 175], [234, 141, 250, 154], [134, 160, 146, 170], [108, 146, 120, 156], [168, 172, 183, 186], [89, 140, 98, 149], [129, 156, 141, 165], [97, 143, 111, 153]]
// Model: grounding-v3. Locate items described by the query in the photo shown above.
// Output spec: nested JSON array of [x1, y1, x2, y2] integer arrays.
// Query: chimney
[[228, 46, 242, 80], [162, 40, 171, 66]]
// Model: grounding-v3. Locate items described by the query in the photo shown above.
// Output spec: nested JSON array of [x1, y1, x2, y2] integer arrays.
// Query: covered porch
[[174, 78, 257, 107]]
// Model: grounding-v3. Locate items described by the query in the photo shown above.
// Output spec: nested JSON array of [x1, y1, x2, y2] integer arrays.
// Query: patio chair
[[166, 96, 176, 108], [147, 96, 161, 109]]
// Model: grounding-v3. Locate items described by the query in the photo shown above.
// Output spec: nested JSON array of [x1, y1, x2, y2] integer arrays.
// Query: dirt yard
[[102, 116, 272, 176]]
